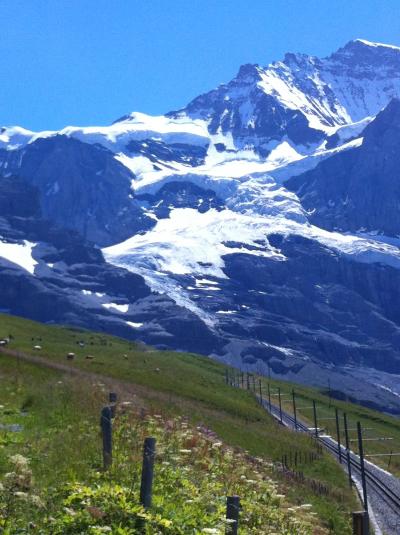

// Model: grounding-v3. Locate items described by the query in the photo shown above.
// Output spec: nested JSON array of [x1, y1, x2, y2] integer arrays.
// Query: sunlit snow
[[102, 303, 129, 313], [0, 240, 38, 275]]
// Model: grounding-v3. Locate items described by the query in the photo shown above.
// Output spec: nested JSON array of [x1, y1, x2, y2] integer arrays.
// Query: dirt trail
[[0, 347, 172, 409]]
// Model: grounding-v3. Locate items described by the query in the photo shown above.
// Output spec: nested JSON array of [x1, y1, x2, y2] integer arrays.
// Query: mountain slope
[[2, 39, 400, 410]]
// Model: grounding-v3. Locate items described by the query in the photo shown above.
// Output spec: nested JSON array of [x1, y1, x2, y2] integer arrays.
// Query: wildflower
[[4, 472, 17, 483], [30, 495, 45, 508], [201, 529, 219, 534], [179, 449, 192, 454], [10, 454, 29, 468], [13, 491, 28, 500]]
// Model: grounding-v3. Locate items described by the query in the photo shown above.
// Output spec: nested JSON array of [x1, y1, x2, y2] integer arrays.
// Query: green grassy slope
[[0, 313, 378, 532], [0, 356, 321, 533]]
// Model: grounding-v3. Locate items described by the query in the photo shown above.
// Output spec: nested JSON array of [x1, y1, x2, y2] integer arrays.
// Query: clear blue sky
[[1, 0, 400, 130]]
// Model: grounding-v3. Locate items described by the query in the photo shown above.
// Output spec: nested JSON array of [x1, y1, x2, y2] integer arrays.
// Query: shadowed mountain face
[[2, 40, 400, 411], [0, 178, 218, 353], [0, 136, 155, 246], [287, 99, 400, 237]]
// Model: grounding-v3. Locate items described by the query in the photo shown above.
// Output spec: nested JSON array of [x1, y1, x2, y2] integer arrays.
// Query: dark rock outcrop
[[287, 99, 400, 236], [0, 136, 155, 246]]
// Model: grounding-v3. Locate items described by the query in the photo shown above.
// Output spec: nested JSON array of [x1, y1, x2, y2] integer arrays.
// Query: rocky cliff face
[[0, 172, 217, 352], [0, 136, 154, 246], [288, 99, 400, 236]]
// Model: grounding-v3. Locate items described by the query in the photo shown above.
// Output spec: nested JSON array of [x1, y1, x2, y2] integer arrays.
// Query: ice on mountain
[[0, 239, 38, 275], [126, 321, 143, 329], [102, 303, 129, 313]]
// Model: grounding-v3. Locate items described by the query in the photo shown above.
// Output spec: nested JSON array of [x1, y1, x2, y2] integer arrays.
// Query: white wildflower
[[10, 454, 29, 468], [14, 491, 28, 500]]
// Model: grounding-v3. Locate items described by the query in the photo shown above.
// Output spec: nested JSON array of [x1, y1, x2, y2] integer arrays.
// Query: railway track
[[263, 399, 400, 533]]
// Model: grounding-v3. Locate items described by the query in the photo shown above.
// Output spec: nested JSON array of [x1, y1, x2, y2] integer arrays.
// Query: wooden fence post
[[109, 392, 117, 418], [268, 383, 272, 412], [335, 407, 342, 463], [352, 510, 368, 535], [226, 495, 240, 534], [312, 399, 318, 438], [100, 406, 112, 470], [292, 390, 297, 430], [140, 437, 156, 509], [357, 422, 369, 515], [343, 412, 352, 488]]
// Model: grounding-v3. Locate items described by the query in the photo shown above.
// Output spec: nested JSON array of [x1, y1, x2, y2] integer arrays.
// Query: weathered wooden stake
[[226, 495, 240, 534], [312, 399, 318, 438], [100, 406, 112, 470], [258, 379, 263, 404], [278, 387, 283, 422], [267, 383, 272, 412], [109, 392, 117, 418], [352, 510, 369, 535], [140, 437, 156, 509], [343, 412, 352, 488], [388, 449, 393, 469], [292, 390, 297, 430], [335, 408, 342, 463], [357, 422, 369, 518]]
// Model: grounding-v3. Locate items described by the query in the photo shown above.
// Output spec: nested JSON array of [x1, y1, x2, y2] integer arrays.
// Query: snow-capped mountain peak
[[3, 39, 400, 409]]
